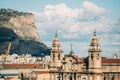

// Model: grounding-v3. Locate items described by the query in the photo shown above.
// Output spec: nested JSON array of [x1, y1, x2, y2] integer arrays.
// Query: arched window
[[91, 54, 93, 60], [104, 77, 106, 80], [58, 54, 60, 60], [82, 78, 86, 80], [97, 54, 99, 59], [69, 73, 72, 80], [112, 77, 114, 80], [53, 54, 55, 61]]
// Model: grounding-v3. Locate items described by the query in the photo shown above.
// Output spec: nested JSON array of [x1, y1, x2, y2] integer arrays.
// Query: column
[[54, 73, 57, 80]]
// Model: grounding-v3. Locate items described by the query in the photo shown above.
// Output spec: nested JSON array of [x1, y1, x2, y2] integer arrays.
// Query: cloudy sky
[[0, 0, 120, 57]]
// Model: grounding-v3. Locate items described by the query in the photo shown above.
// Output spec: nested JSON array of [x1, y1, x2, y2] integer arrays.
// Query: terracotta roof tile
[[2, 64, 44, 69], [71, 55, 84, 63], [102, 58, 120, 63]]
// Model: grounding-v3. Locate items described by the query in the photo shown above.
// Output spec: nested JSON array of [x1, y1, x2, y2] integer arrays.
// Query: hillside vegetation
[[0, 9, 50, 56]]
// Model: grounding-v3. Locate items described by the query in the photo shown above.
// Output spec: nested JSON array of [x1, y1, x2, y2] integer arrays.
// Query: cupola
[[51, 31, 61, 52], [88, 31, 101, 52]]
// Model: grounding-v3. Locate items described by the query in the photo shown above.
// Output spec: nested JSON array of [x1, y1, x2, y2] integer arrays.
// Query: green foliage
[[0, 8, 51, 56], [0, 8, 33, 22], [0, 27, 51, 56], [0, 27, 18, 42]]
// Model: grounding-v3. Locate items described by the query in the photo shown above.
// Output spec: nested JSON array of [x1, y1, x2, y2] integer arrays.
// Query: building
[[48, 31, 120, 80], [0, 31, 120, 80]]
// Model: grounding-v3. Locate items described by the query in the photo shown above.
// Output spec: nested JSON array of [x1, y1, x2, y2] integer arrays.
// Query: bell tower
[[50, 32, 64, 67], [88, 31, 102, 80]]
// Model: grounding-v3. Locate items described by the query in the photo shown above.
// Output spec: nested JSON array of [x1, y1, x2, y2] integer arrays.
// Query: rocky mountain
[[0, 9, 50, 56]]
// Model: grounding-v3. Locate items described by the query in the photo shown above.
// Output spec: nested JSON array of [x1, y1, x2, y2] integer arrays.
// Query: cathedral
[[48, 31, 120, 80], [0, 31, 120, 80]]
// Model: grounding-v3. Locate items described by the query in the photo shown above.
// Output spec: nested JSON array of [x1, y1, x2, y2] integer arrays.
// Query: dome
[[89, 31, 101, 52], [90, 31, 100, 46], [90, 35, 100, 46], [51, 32, 61, 51], [52, 32, 61, 47]]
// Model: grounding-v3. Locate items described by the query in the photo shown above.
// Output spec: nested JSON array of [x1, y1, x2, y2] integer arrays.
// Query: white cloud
[[82, 1, 107, 16], [32, 1, 110, 40], [32, 1, 120, 57]]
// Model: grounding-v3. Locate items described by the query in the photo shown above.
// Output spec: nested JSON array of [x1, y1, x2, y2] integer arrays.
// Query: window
[[97, 54, 99, 59], [91, 54, 93, 60], [104, 77, 106, 80], [112, 77, 114, 80], [69, 73, 72, 80], [58, 54, 60, 60], [82, 78, 86, 80], [74, 73, 76, 80], [53, 54, 55, 61]]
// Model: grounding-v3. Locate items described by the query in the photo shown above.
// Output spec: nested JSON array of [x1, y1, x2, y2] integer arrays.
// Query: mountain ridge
[[0, 8, 50, 56]]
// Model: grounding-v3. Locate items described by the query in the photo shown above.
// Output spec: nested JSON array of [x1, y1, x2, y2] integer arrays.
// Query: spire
[[52, 31, 61, 52], [94, 29, 96, 36], [69, 43, 74, 55], [55, 31, 58, 38], [88, 31, 101, 52]]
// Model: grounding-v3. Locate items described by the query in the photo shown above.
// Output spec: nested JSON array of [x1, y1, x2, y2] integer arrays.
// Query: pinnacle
[[94, 30, 96, 36], [55, 31, 58, 38]]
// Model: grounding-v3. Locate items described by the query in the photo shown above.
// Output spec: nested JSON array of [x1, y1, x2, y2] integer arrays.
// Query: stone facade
[[48, 31, 120, 80], [0, 31, 120, 80]]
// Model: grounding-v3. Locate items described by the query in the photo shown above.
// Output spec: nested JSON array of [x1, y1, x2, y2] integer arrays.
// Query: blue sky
[[0, 0, 120, 57]]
